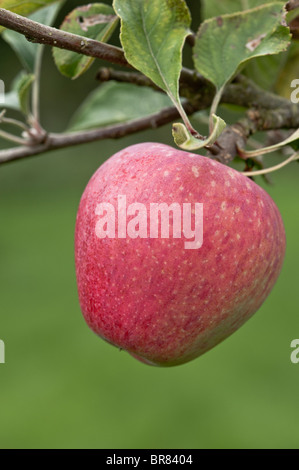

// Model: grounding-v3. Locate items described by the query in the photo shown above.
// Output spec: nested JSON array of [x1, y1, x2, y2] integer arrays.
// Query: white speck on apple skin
[[221, 201, 227, 210], [192, 166, 199, 177]]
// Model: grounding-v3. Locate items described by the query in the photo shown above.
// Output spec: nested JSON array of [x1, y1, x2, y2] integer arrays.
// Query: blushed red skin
[[75, 143, 286, 366]]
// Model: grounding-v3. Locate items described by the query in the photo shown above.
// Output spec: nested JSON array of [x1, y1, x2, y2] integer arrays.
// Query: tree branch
[[97, 68, 163, 91], [1, 8, 291, 114], [0, 8, 128, 67], [96, 67, 294, 112], [208, 105, 299, 163], [0, 9, 208, 84], [96, 70, 299, 162], [0, 8, 298, 165], [0, 102, 198, 164]]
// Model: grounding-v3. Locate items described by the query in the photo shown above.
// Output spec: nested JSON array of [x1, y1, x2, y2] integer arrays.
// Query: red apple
[[75, 142, 285, 366]]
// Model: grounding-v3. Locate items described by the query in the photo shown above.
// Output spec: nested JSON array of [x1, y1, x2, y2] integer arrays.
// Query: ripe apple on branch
[[75, 142, 286, 366], [0, 0, 298, 366]]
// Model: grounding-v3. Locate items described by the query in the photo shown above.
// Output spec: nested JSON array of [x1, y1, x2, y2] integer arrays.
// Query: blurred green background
[[0, 0, 299, 450]]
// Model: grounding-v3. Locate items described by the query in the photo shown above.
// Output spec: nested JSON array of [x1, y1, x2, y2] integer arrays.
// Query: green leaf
[[0, 72, 29, 111], [0, 0, 60, 32], [172, 114, 226, 151], [242, 3, 299, 90], [238, 128, 299, 158], [0, 90, 20, 111], [193, 3, 291, 93], [17, 73, 35, 114], [2, 2, 62, 71], [0, 71, 35, 113], [2, 29, 38, 71], [67, 81, 172, 131], [243, 52, 289, 91], [53, 3, 118, 79], [113, 0, 191, 107], [203, 0, 274, 19]]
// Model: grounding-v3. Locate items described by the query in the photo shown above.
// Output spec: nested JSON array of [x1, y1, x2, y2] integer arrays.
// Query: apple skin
[[75, 142, 286, 366]]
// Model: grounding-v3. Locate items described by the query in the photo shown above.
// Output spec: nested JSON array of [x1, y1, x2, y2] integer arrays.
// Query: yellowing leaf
[[194, 3, 291, 92], [53, 3, 118, 79]]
